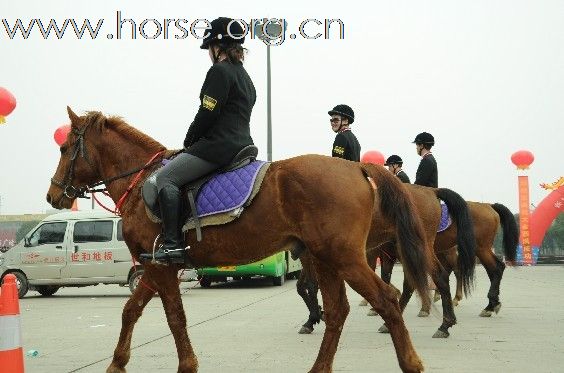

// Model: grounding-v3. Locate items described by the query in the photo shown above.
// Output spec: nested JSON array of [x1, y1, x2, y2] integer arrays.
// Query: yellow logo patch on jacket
[[333, 146, 345, 155], [202, 95, 217, 111]]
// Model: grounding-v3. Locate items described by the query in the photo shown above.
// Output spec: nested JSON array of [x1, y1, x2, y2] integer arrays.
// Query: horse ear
[[67, 106, 80, 127]]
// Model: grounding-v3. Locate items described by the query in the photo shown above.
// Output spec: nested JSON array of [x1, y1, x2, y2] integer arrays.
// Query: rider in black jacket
[[329, 104, 361, 162], [141, 18, 256, 264], [413, 132, 438, 188], [385, 155, 411, 183]]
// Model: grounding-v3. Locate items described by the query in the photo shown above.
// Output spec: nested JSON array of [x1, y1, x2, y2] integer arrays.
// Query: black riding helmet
[[412, 132, 435, 145], [384, 155, 403, 166], [201, 17, 246, 50], [328, 104, 354, 124]]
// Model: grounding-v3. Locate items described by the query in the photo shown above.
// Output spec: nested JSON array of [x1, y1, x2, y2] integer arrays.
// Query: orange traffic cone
[[0, 274, 24, 372]]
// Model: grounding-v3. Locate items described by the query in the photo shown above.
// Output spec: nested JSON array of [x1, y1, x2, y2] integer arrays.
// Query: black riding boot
[[140, 185, 187, 264]]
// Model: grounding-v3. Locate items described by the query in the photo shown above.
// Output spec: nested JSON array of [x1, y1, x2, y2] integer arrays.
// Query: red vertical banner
[[518, 176, 532, 265]]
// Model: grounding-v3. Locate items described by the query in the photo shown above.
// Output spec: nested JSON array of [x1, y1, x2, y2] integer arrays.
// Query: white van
[[0, 210, 145, 298]]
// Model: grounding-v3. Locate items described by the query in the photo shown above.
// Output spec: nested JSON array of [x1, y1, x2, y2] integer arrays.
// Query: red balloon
[[361, 150, 385, 165], [0, 87, 17, 117], [54, 125, 71, 146], [511, 150, 534, 169]]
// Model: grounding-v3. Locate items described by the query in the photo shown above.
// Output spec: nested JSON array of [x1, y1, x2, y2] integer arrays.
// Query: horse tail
[[491, 203, 519, 263], [361, 164, 431, 310], [436, 188, 476, 297]]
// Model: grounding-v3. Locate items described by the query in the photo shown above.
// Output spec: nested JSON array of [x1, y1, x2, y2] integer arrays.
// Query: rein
[[90, 150, 166, 215]]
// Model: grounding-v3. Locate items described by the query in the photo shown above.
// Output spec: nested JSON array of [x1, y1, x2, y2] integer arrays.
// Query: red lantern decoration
[[0, 87, 17, 124], [54, 125, 72, 146], [361, 150, 385, 165], [511, 150, 535, 170]]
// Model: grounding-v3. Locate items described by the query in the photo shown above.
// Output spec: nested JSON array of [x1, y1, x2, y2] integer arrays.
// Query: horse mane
[[84, 111, 165, 151]]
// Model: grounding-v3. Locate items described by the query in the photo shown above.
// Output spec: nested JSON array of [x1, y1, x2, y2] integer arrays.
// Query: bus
[[197, 251, 302, 287]]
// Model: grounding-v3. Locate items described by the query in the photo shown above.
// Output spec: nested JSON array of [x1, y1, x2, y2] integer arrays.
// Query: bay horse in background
[[366, 201, 518, 318], [46, 107, 434, 373], [297, 184, 477, 338]]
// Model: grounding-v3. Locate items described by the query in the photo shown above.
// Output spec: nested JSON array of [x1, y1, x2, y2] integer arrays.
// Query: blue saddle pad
[[194, 161, 267, 218], [437, 202, 452, 233]]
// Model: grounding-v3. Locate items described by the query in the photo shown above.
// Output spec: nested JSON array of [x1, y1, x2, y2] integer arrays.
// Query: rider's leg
[[140, 152, 218, 263]]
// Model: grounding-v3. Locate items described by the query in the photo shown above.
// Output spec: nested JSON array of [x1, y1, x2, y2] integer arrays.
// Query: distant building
[[0, 213, 50, 252]]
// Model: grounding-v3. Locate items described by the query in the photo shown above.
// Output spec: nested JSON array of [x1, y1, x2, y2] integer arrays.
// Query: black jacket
[[332, 130, 361, 162], [396, 170, 411, 184], [184, 61, 256, 166], [414, 153, 438, 188]]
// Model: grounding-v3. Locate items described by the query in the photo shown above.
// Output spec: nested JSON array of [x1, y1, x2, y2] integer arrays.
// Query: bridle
[[50, 119, 174, 212], [50, 121, 97, 200]]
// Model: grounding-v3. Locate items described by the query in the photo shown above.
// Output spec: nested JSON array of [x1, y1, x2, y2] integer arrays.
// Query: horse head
[[46, 107, 107, 209]]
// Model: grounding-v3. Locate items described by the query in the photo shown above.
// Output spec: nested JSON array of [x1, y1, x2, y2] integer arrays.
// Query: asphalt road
[[16, 265, 564, 372]]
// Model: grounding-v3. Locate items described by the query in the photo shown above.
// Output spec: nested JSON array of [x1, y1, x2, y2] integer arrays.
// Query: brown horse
[[46, 108, 434, 373], [370, 201, 518, 318], [297, 184, 477, 338]]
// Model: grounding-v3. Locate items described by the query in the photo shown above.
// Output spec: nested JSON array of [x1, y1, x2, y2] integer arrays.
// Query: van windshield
[[29, 222, 67, 246]]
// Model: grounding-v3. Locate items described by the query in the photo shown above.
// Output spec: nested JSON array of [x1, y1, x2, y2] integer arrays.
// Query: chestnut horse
[[297, 184, 477, 338], [370, 201, 518, 318], [46, 108, 433, 373]]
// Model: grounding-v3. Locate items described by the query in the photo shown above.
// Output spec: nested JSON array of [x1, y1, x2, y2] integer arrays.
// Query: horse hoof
[[479, 309, 493, 317], [358, 299, 369, 306], [432, 329, 450, 338], [417, 310, 430, 317], [106, 364, 126, 373], [433, 293, 441, 303], [494, 303, 502, 314], [452, 298, 460, 307], [299, 326, 314, 334], [367, 308, 379, 316], [378, 324, 390, 333]]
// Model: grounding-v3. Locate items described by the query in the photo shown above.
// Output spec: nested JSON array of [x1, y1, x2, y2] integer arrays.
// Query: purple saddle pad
[[195, 161, 267, 218], [437, 202, 452, 233]]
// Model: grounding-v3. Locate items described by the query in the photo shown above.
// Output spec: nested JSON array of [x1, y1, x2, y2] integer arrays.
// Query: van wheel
[[129, 270, 145, 293], [199, 276, 212, 288], [3, 272, 29, 298], [36, 285, 60, 297], [272, 274, 285, 286]]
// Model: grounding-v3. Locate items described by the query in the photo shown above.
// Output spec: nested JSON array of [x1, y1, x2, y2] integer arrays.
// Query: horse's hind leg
[[341, 259, 424, 373], [296, 261, 322, 334], [378, 274, 413, 333], [107, 268, 158, 373], [429, 262, 457, 338], [158, 268, 198, 373], [368, 249, 398, 316], [308, 260, 349, 373], [478, 249, 505, 317]]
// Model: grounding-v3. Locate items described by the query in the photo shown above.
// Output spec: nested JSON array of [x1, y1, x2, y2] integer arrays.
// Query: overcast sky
[[0, 0, 562, 215]]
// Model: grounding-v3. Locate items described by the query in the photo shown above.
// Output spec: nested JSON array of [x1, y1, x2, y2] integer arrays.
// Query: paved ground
[[17, 265, 564, 372]]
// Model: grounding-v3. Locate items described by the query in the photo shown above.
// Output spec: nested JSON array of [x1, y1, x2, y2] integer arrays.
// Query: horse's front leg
[[158, 267, 198, 373], [106, 267, 158, 373]]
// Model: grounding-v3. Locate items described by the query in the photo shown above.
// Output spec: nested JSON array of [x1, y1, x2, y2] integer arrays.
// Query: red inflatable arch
[[530, 180, 564, 248]]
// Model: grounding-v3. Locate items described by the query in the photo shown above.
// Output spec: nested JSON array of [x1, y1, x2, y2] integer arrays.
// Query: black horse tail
[[436, 188, 476, 297], [361, 164, 431, 310], [491, 203, 519, 263]]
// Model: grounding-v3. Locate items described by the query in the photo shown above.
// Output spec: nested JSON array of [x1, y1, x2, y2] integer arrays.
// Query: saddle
[[142, 145, 270, 241]]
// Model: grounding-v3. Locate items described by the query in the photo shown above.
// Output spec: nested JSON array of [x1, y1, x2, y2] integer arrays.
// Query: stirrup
[[152, 246, 189, 265]]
